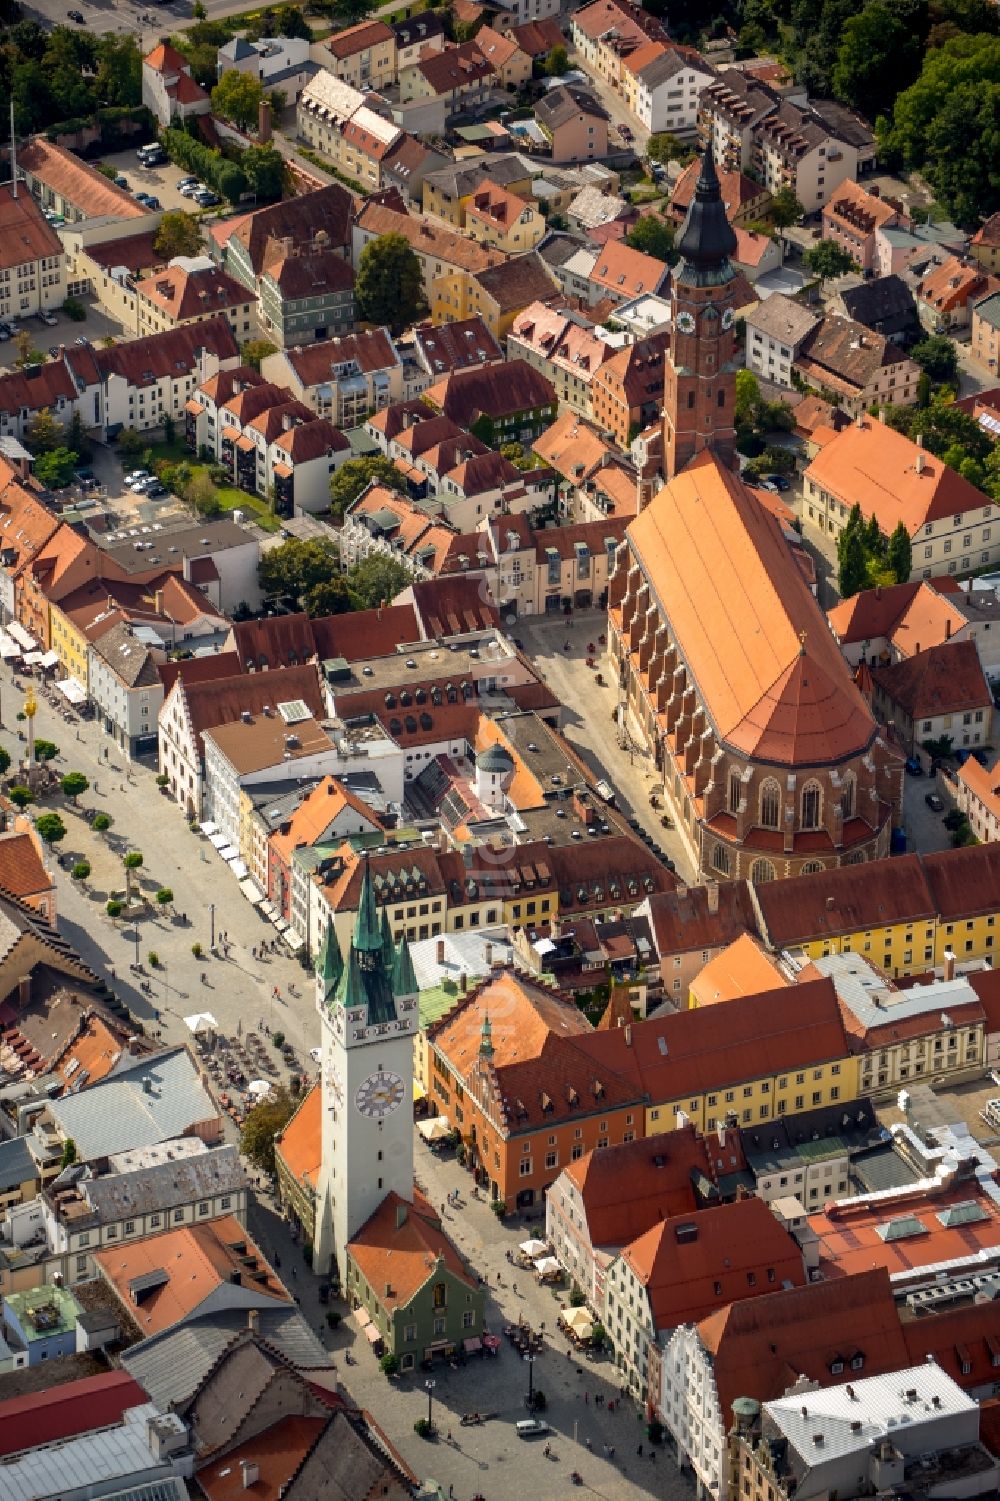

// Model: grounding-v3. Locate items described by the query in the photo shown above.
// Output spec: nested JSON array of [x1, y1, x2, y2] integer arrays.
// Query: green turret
[[479, 1012, 494, 1061], [391, 932, 418, 998], [380, 906, 395, 971], [353, 856, 382, 955], [315, 921, 343, 1005]]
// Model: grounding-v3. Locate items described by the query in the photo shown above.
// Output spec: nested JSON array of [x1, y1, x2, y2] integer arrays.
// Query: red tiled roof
[[873, 638, 990, 720], [0, 183, 64, 274], [623, 1196, 806, 1330], [811, 1181, 1000, 1280], [699, 1267, 909, 1432], [197, 1415, 327, 1501], [626, 451, 876, 766], [324, 18, 393, 58], [18, 138, 148, 221], [574, 977, 849, 1101]]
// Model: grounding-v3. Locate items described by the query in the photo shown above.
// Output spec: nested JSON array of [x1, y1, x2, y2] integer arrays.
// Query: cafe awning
[[199, 821, 218, 836], [240, 877, 265, 905], [57, 677, 86, 704], [228, 857, 249, 880], [0, 634, 19, 659], [363, 1322, 382, 1346], [208, 832, 228, 850], [463, 1336, 481, 1354], [218, 844, 239, 861], [7, 622, 36, 651], [39, 650, 59, 669], [284, 929, 303, 951]]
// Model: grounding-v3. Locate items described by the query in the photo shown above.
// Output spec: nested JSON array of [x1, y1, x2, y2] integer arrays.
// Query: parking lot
[[94, 148, 213, 218], [0, 301, 124, 374]]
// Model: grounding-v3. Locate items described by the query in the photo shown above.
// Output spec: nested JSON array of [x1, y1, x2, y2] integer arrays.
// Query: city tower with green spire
[[313, 854, 420, 1278]]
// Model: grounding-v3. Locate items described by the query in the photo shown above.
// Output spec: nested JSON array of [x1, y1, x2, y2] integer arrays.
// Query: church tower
[[663, 145, 740, 481], [313, 857, 418, 1278]]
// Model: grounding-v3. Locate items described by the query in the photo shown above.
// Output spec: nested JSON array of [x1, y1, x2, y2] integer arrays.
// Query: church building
[[609, 149, 902, 883], [313, 858, 484, 1367]]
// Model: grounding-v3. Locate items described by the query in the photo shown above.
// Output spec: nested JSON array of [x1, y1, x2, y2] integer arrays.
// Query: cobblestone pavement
[[0, 663, 320, 1067], [247, 1135, 692, 1501]]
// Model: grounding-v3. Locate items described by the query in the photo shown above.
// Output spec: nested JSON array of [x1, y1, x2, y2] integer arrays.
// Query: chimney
[[436, 938, 445, 964], [624, 1023, 632, 1047], [258, 98, 272, 144], [396, 1201, 408, 1230], [946, 617, 952, 640], [916, 451, 925, 475], [241, 1459, 260, 1489], [460, 971, 468, 993], [706, 881, 719, 916], [943, 948, 956, 981], [247, 1308, 259, 1334], [142, 1075, 153, 1094], [484, 941, 493, 967], [153, 589, 164, 616]]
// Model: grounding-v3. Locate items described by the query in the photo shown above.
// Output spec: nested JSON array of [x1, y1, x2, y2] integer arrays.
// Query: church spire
[[675, 144, 737, 276], [353, 854, 382, 954], [315, 922, 343, 1004]]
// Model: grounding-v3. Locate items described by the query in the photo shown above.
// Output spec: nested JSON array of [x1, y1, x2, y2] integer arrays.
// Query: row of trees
[[161, 125, 284, 207], [838, 502, 912, 597]]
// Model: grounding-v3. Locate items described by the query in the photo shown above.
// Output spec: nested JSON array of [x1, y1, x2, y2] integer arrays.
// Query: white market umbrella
[[184, 1012, 219, 1035], [563, 1306, 594, 1338], [418, 1116, 451, 1143], [520, 1238, 547, 1257], [533, 1256, 561, 1275], [247, 1079, 272, 1098]]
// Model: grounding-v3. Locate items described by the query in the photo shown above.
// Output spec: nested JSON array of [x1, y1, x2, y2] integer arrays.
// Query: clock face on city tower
[[355, 1070, 405, 1119]]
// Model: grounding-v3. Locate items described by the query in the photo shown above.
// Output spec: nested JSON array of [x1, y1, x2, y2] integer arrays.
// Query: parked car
[[75, 335, 91, 347], [904, 756, 923, 776], [618, 123, 633, 140], [925, 792, 944, 812], [114, 175, 130, 190], [125, 469, 151, 485], [758, 479, 780, 492], [764, 473, 791, 491], [39, 312, 57, 327], [177, 176, 198, 189], [595, 779, 615, 803], [68, 8, 85, 19], [144, 196, 161, 211], [516, 1420, 551, 1439], [0, 330, 10, 343], [179, 182, 200, 197], [194, 189, 221, 207], [144, 481, 167, 498], [134, 192, 152, 206], [48, 345, 60, 357]]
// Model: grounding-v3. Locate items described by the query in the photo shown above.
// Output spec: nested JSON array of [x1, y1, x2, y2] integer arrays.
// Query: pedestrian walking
[[584, 1392, 589, 1405], [586, 1437, 592, 1451], [637, 1444, 643, 1458]]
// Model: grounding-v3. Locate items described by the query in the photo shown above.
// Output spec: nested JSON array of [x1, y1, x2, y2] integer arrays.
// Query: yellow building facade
[[644, 1055, 857, 1137]]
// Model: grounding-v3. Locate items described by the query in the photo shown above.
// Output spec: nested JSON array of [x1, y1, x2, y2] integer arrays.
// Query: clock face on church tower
[[355, 1070, 405, 1119]]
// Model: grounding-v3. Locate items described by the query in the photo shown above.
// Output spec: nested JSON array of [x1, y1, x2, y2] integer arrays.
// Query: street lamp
[[425, 1378, 436, 1429], [523, 1352, 535, 1411], [209, 903, 216, 950]]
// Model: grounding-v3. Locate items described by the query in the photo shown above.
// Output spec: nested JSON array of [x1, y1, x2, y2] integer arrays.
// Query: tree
[[93, 813, 111, 832], [240, 1085, 297, 1174], [803, 240, 857, 282], [156, 887, 174, 906], [8, 787, 33, 809], [242, 338, 278, 372], [60, 1137, 77, 1168], [34, 448, 77, 489], [33, 740, 58, 762], [117, 428, 145, 459], [67, 410, 90, 462], [626, 215, 676, 263], [35, 813, 67, 846], [72, 861, 91, 882], [355, 233, 424, 335], [123, 849, 143, 899], [14, 330, 43, 369], [545, 43, 569, 74], [910, 334, 960, 387], [276, 2, 312, 38], [242, 145, 285, 200], [838, 524, 869, 597], [106, 898, 124, 918], [154, 210, 203, 260], [887, 520, 913, 582], [735, 369, 761, 428], [60, 771, 89, 804], [26, 408, 64, 456], [329, 454, 401, 521], [258, 536, 339, 600], [770, 184, 805, 228], [0, 747, 10, 777], [347, 555, 411, 612], [189, 470, 222, 518], [305, 576, 353, 617], [94, 33, 142, 107], [833, 2, 922, 120], [880, 34, 1000, 226], [646, 131, 689, 163], [212, 69, 265, 130]]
